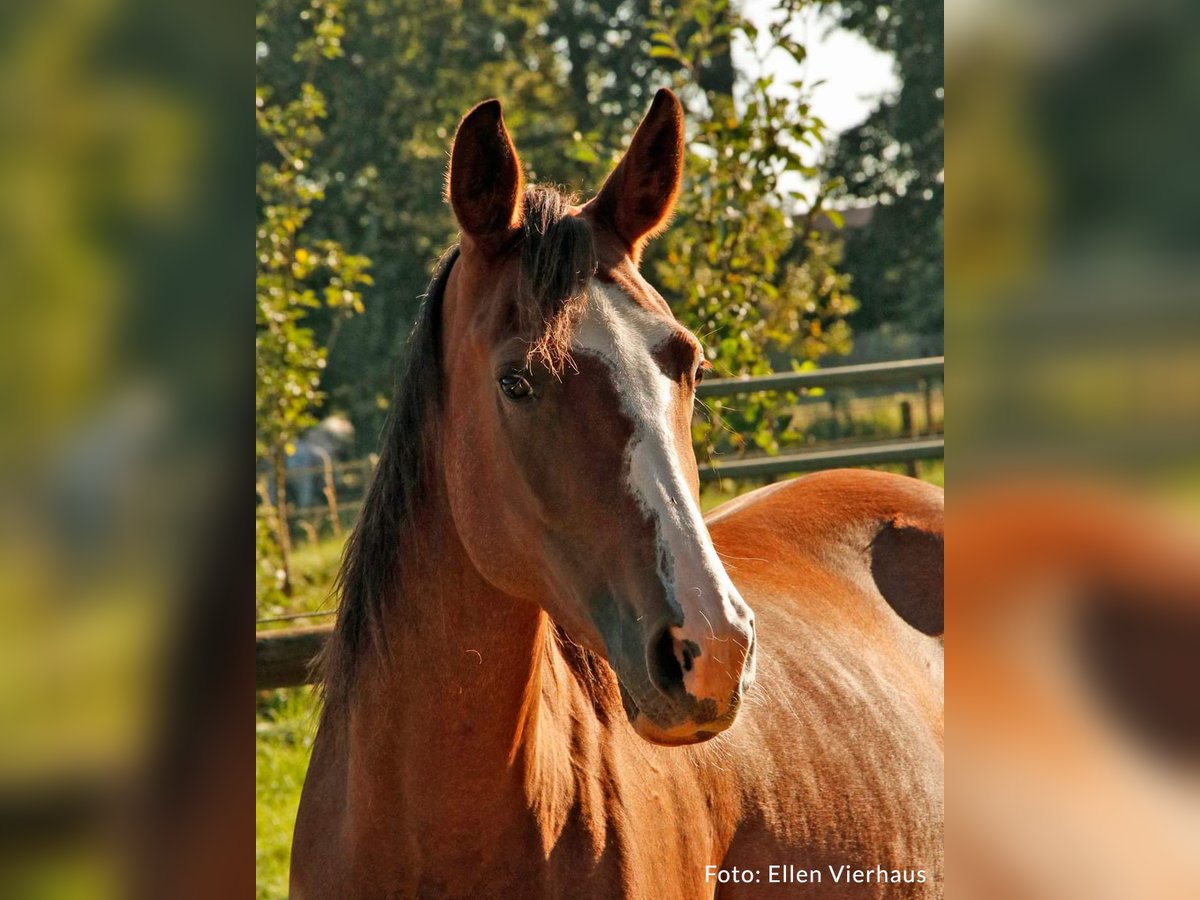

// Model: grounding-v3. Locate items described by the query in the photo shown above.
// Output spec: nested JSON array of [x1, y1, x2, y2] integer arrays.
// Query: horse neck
[[343, 488, 570, 843]]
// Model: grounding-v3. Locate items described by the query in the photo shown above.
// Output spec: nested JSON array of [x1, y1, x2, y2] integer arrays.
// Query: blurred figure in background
[[259, 414, 355, 511]]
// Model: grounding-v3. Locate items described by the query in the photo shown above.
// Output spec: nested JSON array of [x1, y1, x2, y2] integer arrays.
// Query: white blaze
[[574, 282, 744, 628]]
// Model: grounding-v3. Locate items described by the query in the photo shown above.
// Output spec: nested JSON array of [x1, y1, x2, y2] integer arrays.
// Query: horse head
[[437, 90, 756, 745]]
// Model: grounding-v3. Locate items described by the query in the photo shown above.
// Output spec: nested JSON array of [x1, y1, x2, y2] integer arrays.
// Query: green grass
[[257, 536, 346, 629], [787, 389, 944, 443], [256, 686, 320, 899]]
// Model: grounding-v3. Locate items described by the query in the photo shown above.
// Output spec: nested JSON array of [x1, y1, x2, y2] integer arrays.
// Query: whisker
[[713, 551, 769, 564]]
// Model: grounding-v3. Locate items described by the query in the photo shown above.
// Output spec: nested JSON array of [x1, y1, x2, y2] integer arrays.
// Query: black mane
[[320, 186, 596, 716]]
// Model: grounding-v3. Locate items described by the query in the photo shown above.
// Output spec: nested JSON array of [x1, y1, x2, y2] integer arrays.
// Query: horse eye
[[694, 366, 706, 385], [499, 373, 533, 400]]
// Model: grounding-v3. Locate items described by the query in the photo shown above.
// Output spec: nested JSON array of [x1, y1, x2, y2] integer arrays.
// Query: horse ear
[[587, 88, 685, 260], [447, 99, 523, 254]]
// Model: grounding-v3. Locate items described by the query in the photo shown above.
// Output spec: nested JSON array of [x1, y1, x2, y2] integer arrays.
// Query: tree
[[647, 0, 857, 455], [256, 0, 370, 605], [823, 0, 943, 347]]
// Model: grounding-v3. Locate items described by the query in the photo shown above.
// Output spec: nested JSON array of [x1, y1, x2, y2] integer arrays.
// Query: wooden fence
[[256, 356, 944, 690]]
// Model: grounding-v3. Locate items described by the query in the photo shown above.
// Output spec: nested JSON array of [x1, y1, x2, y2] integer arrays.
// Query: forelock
[[516, 186, 597, 374]]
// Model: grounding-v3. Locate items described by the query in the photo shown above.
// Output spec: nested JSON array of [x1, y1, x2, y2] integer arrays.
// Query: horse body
[[292, 91, 942, 898], [293, 471, 942, 898]]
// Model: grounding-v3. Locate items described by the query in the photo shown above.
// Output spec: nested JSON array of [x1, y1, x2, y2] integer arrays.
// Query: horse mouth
[[617, 680, 742, 746]]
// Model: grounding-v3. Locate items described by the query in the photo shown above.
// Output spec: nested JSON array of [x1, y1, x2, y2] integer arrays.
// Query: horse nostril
[[649, 626, 685, 694], [680, 642, 695, 672]]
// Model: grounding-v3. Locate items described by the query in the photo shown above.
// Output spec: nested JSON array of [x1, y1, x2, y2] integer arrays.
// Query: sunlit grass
[[256, 686, 319, 899], [256, 536, 346, 629]]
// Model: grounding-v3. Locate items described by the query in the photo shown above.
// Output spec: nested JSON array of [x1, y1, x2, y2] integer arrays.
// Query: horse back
[[706, 469, 943, 639], [702, 470, 944, 895]]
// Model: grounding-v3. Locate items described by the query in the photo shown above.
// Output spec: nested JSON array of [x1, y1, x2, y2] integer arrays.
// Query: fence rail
[[256, 626, 330, 690], [698, 437, 944, 482], [696, 356, 943, 398]]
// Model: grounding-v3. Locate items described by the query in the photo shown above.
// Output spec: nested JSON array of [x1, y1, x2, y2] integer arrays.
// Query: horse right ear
[[447, 99, 523, 255], [585, 88, 685, 262]]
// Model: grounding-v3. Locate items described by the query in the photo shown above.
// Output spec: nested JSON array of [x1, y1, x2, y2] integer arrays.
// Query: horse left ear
[[586, 88, 685, 261]]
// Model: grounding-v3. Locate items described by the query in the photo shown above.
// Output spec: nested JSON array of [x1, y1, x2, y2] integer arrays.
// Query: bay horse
[[291, 89, 944, 898]]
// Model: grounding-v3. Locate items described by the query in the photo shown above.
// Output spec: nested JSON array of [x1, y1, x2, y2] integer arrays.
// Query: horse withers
[[291, 90, 944, 898]]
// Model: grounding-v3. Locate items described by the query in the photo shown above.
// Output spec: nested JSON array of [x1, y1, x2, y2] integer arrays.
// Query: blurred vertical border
[[949, 0, 1200, 895], [0, 0, 244, 896]]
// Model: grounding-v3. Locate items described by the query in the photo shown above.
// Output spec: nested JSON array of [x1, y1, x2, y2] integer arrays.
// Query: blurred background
[[3, 0, 1198, 894], [949, 0, 1200, 896], [1, 0, 242, 896]]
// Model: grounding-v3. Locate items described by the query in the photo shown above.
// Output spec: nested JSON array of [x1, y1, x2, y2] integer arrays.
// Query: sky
[[732, 0, 898, 201], [736, 0, 899, 135]]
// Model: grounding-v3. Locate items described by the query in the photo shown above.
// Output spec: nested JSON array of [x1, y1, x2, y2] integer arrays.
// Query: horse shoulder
[[705, 469, 943, 638], [290, 717, 355, 897], [704, 468, 943, 746]]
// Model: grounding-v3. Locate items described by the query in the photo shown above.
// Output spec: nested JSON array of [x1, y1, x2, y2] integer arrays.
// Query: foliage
[[646, 0, 857, 455], [823, 0, 943, 345], [256, 0, 371, 603], [254, 0, 857, 463]]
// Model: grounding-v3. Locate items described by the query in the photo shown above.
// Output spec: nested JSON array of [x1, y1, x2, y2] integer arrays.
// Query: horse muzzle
[[618, 606, 757, 746]]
